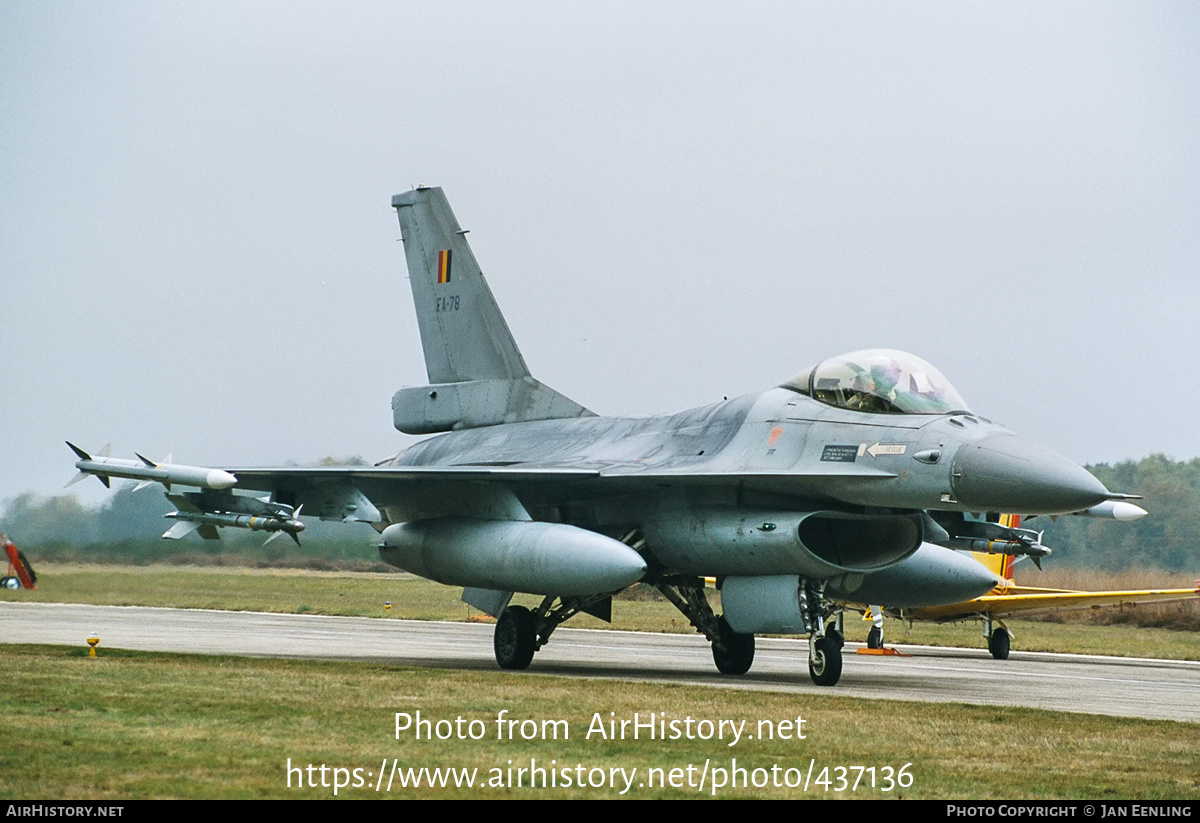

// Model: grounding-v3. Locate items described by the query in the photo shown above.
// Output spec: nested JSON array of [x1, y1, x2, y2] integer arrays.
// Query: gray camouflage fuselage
[[381, 383, 1106, 590]]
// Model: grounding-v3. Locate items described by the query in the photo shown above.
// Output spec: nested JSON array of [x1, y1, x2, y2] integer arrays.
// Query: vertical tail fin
[[972, 513, 1021, 582], [390, 187, 593, 434], [392, 187, 529, 383], [971, 551, 1015, 583]]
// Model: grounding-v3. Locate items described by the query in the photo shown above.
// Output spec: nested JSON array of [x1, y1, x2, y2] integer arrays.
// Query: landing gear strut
[[809, 635, 843, 686], [866, 605, 885, 649], [800, 581, 843, 686], [649, 576, 756, 676], [987, 624, 1011, 659], [650, 575, 844, 686], [491, 592, 615, 670]]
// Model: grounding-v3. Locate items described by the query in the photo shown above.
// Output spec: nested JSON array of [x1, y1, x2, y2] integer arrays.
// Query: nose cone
[[952, 434, 1109, 514]]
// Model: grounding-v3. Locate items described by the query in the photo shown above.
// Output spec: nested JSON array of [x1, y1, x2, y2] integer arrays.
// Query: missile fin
[[163, 520, 200, 540]]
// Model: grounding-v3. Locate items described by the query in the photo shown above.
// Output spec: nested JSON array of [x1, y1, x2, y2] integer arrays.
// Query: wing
[[196, 462, 897, 522], [906, 583, 1200, 622], [67, 442, 898, 536]]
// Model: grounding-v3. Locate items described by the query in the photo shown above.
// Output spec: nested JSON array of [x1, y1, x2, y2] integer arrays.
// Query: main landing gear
[[487, 569, 845, 686], [494, 605, 537, 670], [492, 592, 615, 670], [649, 575, 844, 687], [647, 576, 757, 676], [712, 616, 755, 675]]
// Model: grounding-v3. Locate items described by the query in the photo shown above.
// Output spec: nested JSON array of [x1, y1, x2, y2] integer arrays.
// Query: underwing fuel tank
[[826, 543, 1000, 608], [378, 519, 647, 596]]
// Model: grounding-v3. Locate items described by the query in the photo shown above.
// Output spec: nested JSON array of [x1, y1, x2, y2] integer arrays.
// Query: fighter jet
[[69, 187, 1133, 686]]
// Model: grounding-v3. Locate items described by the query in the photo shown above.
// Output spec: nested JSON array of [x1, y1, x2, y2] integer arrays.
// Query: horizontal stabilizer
[[394, 378, 594, 434]]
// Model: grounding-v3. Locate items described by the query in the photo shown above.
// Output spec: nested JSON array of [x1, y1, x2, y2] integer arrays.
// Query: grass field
[[2, 644, 1198, 800], [2, 563, 1199, 799]]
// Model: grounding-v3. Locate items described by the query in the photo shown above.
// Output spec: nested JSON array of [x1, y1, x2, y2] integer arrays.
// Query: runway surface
[[3, 601, 1198, 723]]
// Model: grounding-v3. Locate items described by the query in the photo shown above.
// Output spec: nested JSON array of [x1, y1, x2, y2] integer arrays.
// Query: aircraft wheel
[[1, 576, 19, 590], [494, 606, 537, 670], [711, 618, 755, 675], [826, 627, 844, 649], [866, 625, 883, 649], [808, 635, 843, 687], [988, 628, 1010, 660]]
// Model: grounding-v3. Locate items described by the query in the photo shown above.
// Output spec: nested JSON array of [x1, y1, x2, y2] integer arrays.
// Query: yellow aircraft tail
[[971, 514, 1020, 586]]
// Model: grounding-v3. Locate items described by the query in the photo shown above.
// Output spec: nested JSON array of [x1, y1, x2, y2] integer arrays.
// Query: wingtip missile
[[66, 443, 238, 491]]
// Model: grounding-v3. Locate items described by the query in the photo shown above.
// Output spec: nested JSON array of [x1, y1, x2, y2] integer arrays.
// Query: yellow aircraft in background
[[861, 515, 1199, 659]]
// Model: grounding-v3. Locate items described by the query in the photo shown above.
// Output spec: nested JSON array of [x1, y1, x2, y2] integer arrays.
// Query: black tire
[[988, 628, 1010, 660], [866, 625, 883, 649], [809, 635, 843, 686], [494, 606, 537, 670], [711, 617, 755, 675], [826, 627, 844, 649]]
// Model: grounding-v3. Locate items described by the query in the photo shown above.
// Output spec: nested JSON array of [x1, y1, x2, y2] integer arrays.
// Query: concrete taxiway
[[2, 602, 1198, 723]]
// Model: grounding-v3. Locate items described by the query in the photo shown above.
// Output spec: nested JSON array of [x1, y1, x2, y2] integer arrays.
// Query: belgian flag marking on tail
[[437, 249, 452, 284]]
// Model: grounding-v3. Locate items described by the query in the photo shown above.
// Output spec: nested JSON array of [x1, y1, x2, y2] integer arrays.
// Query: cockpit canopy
[[781, 349, 970, 415]]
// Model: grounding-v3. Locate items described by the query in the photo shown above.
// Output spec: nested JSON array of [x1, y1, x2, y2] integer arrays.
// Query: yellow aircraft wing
[[907, 582, 1200, 622]]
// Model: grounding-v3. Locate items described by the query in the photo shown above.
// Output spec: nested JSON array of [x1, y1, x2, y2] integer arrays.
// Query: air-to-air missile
[[162, 492, 305, 545], [67, 442, 237, 490], [163, 509, 306, 542]]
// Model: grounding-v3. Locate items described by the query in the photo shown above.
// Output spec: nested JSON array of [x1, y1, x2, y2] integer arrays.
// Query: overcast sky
[[3, 2, 1199, 510]]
